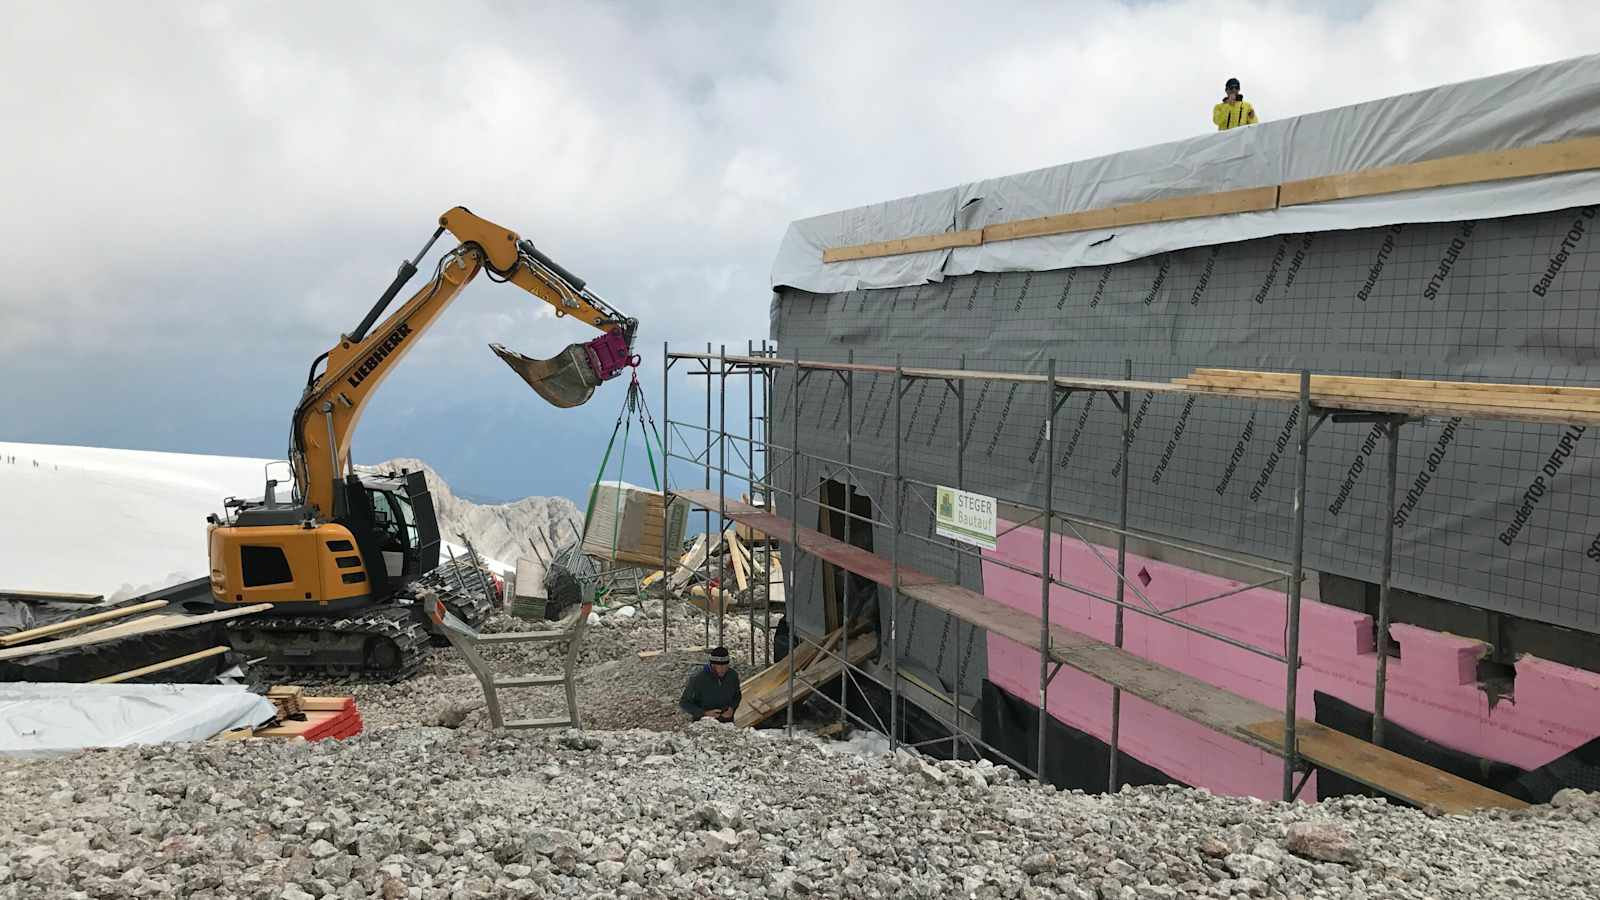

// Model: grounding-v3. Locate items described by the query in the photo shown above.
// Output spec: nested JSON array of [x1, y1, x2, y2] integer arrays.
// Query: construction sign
[[936, 486, 997, 550]]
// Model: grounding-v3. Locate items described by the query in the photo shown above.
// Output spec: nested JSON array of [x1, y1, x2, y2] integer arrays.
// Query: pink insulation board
[[981, 518, 1600, 799]]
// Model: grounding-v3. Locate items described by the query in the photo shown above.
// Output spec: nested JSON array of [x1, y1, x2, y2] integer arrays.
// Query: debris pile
[[3, 722, 1598, 899]]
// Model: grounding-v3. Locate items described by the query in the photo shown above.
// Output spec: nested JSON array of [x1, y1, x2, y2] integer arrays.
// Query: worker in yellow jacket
[[1213, 77, 1258, 131]]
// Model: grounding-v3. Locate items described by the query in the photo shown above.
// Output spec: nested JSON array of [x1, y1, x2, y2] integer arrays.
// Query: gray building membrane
[[768, 205, 1600, 700]]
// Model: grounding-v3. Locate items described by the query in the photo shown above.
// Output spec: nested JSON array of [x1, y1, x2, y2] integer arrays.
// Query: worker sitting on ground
[[680, 646, 741, 723], [1213, 77, 1258, 131]]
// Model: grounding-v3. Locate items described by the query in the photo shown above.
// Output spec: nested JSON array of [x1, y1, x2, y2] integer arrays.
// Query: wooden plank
[[1244, 720, 1528, 813], [727, 530, 751, 592], [767, 555, 786, 606], [675, 491, 944, 591], [1190, 368, 1600, 401], [822, 228, 983, 264], [0, 599, 169, 646], [638, 644, 706, 661], [983, 185, 1280, 243], [1174, 379, 1600, 427], [1183, 369, 1600, 412], [0, 604, 272, 662], [0, 589, 104, 604], [668, 534, 709, 590], [1280, 136, 1600, 207], [736, 628, 873, 727], [91, 646, 229, 684]]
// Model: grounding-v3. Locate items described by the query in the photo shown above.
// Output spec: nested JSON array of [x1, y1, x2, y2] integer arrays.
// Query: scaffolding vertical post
[[703, 343, 712, 650], [661, 342, 670, 654], [787, 350, 801, 738], [718, 345, 728, 648], [1037, 359, 1057, 778], [1282, 369, 1312, 801], [747, 340, 757, 668], [890, 355, 904, 750], [1374, 370, 1404, 747], [952, 354, 966, 759], [1109, 358, 1131, 793], [841, 349, 854, 727], [762, 340, 773, 667]]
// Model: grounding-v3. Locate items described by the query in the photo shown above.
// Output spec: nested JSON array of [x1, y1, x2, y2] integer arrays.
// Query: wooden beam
[[982, 185, 1280, 243], [0, 604, 272, 662], [1244, 719, 1527, 813], [1280, 136, 1600, 206], [821, 228, 982, 264], [91, 645, 229, 684], [0, 600, 169, 646], [0, 589, 104, 604]]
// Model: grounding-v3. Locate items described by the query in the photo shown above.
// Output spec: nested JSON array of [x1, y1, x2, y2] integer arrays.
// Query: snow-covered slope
[[0, 442, 562, 601]]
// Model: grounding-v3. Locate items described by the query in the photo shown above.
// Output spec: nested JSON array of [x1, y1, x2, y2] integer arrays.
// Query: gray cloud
[[3, 0, 1598, 499]]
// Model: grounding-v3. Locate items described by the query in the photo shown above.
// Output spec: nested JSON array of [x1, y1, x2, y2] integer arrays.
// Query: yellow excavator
[[207, 207, 637, 679]]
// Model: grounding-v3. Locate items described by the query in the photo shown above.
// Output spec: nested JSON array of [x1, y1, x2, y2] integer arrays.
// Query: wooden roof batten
[[820, 136, 1600, 263]]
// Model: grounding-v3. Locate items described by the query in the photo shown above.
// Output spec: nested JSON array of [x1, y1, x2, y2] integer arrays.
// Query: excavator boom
[[291, 207, 636, 519]]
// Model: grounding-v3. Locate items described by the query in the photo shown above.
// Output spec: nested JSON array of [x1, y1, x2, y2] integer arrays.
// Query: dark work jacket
[[680, 665, 742, 719]]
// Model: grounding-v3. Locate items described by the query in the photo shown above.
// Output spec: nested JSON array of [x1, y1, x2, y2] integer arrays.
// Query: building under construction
[[663, 53, 1600, 809]]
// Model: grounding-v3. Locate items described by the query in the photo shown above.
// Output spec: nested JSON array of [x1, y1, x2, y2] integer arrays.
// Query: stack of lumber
[[267, 685, 305, 720], [228, 695, 363, 741], [0, 600, 269, 684], [1174, 368, 1600, 425], [582, 482, 690, 567], [735, 621, 876, 727]]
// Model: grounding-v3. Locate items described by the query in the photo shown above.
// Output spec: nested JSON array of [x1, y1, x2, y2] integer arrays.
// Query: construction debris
[[5, 722, 1599, 898]]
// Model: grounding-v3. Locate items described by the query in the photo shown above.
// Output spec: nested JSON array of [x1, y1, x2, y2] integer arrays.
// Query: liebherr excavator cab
[[208, 208, 635, 680]]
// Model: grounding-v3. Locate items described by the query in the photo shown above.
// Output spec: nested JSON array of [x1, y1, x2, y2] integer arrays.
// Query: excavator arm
[[290, 206, 636, 520]]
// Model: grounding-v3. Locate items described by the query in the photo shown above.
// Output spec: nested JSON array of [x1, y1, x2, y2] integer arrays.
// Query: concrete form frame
[[659, 346, 1436, 802]]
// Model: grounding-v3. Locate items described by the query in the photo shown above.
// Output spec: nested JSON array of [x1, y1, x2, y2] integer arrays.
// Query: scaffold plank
[[677, 488, 1529, 812], [1244, 720, 1528, 814]]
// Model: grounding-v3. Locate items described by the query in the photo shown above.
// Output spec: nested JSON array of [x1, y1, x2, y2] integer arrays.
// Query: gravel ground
[[5, 594, 1599, 899], [334, 596, 776, 732], [4, 722, 1599, 899]]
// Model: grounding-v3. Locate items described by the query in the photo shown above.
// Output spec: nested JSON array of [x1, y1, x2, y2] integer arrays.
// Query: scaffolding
[[657, 344, 1545, 812]]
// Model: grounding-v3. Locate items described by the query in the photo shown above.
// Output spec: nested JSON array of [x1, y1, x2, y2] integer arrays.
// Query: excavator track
[[225, 606, 429, 683], [418, 558, 497, 633]]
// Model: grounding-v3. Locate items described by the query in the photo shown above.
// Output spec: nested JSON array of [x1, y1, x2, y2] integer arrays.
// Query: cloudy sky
[[3, 1, 1598, 503]]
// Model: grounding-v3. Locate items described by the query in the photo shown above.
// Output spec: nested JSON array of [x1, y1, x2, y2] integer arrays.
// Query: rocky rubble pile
[[4, 722, 1599, 900], [340, 600, 769, 733]]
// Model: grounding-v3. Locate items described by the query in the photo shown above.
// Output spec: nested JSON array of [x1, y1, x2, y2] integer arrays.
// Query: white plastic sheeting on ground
[[0, 682, 275, 758], [773, 53, 1600, 293]]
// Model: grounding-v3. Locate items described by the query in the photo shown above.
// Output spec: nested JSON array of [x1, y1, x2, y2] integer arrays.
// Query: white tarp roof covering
[[773, 53, 1600, 294], [0, 682, 275, 758]]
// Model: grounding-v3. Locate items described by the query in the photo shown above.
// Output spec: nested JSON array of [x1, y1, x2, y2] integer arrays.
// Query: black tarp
[[982, 681, 1181, 793], [0, 619, 233, 684]]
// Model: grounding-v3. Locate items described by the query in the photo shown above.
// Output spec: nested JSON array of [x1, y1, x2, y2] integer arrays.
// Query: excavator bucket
[[490, 342, 600, 409], [491, 330, 635, 409]]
